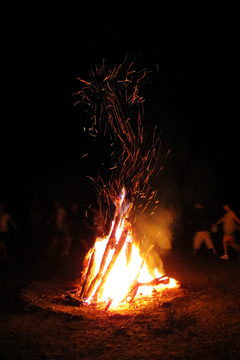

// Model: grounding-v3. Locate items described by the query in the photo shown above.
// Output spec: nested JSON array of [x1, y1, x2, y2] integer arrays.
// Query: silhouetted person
[[0, 204, 17, 259], [65, 203, 82, 255], [213, 203, 240, 259], [192, 203, 216, 256], [46, 201, 68, 255]]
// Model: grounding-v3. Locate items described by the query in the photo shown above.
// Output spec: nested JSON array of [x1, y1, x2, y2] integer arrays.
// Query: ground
[[1, 243, 240, 360]]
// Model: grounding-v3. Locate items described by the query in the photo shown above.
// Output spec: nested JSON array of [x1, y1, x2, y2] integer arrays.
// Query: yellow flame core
[[86, 230, 178, 307]]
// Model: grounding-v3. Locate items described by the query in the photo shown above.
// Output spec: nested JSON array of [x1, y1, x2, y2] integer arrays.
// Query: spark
[[86, 176, 95, 183], [74, 56, 163, 223]]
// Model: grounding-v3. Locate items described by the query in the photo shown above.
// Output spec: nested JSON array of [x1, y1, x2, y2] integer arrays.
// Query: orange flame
[[83, 217, 179, 309]]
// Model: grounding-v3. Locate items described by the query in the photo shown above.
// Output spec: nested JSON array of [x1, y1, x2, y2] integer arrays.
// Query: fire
[[80, 214, 179, 310], [75, 58, 180, 310]]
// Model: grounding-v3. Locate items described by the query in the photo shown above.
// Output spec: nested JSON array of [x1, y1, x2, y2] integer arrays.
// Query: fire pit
[[21, 276, 181, 318]]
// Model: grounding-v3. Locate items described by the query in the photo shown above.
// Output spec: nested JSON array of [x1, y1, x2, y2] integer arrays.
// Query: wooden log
[[79, 248, 94, 288], [137, 275, 169, 287], [104, 298, 113, 312], [128, 284, 139, 303], [120, 276, 140, 304], [84, 215, 122, 299], [79, 248, 96, 300], [125, 240, 132, 267], [120, 244, 155, 304], [124, 275, 169, 303], [93, 220, 131, 301]]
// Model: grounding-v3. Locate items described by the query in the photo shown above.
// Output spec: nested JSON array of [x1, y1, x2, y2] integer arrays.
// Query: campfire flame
[[75, 57, 179, 310], [80, 190, 179, 310]]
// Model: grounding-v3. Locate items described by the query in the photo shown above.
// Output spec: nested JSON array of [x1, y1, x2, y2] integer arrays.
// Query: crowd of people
[[1, 198, 240, 262], [46, 201, 105, 256], [0, 199, 104, 260]]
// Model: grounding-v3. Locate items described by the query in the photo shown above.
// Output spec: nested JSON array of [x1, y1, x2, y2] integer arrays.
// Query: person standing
[[0, 204, 17, 259], [213, 203, 240, 260], [47, 201, 67, 254], [192, 203, 216, 256], [64, 203, 82, 255]]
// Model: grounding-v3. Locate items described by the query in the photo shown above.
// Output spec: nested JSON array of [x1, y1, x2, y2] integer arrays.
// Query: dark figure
[[0, 204, 17, 259], [46, 201, 68, 255], [65, 203, 82, 254], [192, 203, 216, 256], [213, 204, 240, 260]]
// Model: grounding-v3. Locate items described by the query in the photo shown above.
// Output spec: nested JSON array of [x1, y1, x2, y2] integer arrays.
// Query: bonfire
[[73, 56, 179, 311]]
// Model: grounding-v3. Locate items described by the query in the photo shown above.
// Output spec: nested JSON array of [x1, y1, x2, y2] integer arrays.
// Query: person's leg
[[63, 236, 72, 255], [204, 231, 217, 254], [193, 232, 202, 255], [220, 234, 232, 259], [223, 234, 230, 255]]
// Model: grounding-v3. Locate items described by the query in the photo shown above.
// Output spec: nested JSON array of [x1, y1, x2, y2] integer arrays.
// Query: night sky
[[2, 2, 240, 214]]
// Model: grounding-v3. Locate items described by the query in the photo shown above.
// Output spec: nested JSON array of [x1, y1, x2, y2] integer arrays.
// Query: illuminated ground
[[1, 246, 240, 360]]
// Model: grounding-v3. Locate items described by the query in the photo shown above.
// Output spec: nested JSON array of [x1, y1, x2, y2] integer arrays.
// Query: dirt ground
[[1, 242, 240, 360]]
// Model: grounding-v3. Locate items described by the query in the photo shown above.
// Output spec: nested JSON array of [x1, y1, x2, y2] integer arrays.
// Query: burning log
[[93, 219, 131, 301], [83, 215, 122, 299], [79, 248, 93, 288], [118, 243, 155, 304], [125, 275, 169, 303], [104, 298, 114, 312], [103, 275, 169, 311], [79, 248, 96, 300], [125, 239, 132, 267]]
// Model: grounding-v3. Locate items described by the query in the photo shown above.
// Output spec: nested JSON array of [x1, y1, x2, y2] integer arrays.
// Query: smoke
[[134, 206, 177, 274]]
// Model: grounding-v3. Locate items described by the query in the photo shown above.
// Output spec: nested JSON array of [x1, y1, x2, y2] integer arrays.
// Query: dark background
[[1, 1, 240, 219]]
